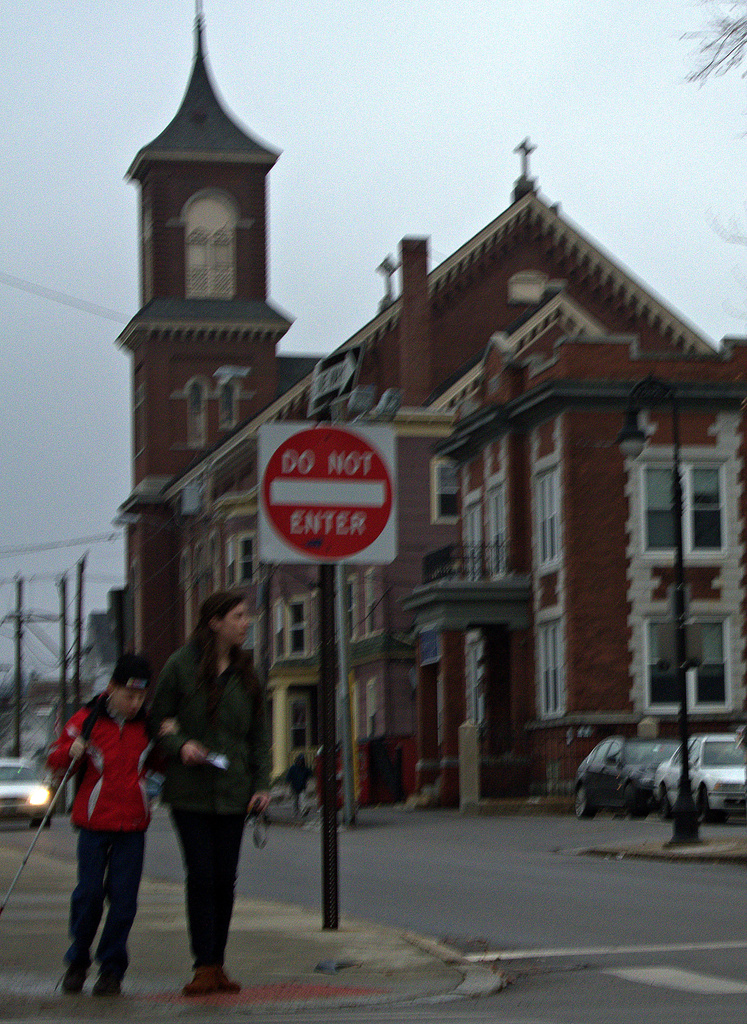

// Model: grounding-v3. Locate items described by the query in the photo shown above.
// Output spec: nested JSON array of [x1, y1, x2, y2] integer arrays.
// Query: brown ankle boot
[[214, 965, 241, 993], [182, 964, 219, 996]]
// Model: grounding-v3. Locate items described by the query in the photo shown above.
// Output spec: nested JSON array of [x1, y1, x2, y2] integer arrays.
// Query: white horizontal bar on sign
[[269, 479, 386, 508]]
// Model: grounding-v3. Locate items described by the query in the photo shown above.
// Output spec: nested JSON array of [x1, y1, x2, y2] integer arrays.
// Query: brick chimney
[[399, 237, 432, 405]]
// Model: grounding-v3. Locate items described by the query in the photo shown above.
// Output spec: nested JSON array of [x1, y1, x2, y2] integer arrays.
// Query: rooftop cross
[[514, 137, 536, 179]]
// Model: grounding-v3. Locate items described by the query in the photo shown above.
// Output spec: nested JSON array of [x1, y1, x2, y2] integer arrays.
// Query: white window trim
[[642, 462, 726, 557], [236, 532, 256, 584], [225, 539, 236, 589], [364, 569, 377, 635], [463, 499, 483, 581], [538, 619, 565, 719], [487, 482, 507, 577], [288, 598, 308, 657], [431, 457, 459, 524], [274, 598, 284, 663], [536, 466, 560, 570], [644, 617, 731, 713]]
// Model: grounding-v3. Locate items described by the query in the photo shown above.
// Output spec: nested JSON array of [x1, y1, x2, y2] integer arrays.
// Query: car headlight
[[27, 786, 51, 807]]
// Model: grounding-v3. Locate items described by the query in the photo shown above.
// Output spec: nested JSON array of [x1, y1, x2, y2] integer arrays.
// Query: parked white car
[[654, 733, 746, 822]]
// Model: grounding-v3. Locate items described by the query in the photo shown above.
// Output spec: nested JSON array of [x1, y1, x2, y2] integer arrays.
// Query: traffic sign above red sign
[[258, 422, 397, 564]]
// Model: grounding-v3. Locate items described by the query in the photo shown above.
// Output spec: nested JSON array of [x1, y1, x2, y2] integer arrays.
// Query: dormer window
[[185, 191, 238, 298], [187, 378, 206, 447], [219, 380, 237, 429], [508, 270, 548, 306]]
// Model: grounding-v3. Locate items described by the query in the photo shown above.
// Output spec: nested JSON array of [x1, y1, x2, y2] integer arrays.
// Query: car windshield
[[0, 764, 37, 782], [701, 739, 744, 767], [625, 741, 678, 767]]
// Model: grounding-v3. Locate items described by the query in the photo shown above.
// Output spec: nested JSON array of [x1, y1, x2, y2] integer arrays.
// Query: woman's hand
[[180, 740, 209, 765], [247, 790, 270, 816]]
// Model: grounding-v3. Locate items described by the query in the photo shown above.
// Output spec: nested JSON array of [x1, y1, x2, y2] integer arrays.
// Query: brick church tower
[[117, 14, 291, 667]]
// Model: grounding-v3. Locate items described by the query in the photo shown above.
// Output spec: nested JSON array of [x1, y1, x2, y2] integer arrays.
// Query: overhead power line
[[0, 270, 130, 324], [0, 532, 121, 558]]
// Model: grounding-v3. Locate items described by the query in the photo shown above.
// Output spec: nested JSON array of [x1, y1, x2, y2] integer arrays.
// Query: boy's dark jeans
[[170, 809, 245, 967], [67, 828, 145, 980]]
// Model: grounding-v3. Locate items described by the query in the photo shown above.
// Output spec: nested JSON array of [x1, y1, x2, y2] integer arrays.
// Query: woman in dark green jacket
[[149, 591, 270, 996]]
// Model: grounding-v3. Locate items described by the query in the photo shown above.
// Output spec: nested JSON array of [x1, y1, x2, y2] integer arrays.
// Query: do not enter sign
[[258, 423, 397, 564]]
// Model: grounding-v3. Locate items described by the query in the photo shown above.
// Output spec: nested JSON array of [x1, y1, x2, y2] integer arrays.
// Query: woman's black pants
[[170, 809, 246, 968]]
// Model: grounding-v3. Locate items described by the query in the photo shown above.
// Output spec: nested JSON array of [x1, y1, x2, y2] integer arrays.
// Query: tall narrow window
[[537, 468, 559, 567], [463, 502, 482, 580], [431, 458, 459, 522], [225, 539, 236, 589], [219, 381, 237, 430], [644, 467, 673, 550], [237, 534, 255, 583], [289, 600, 307, 655], [187, 379, 206, 447], [538, 620, 564, 717], [185, 191, 237, 299], [691, 467, 722, 550], [487, 483, 507, 576], [274, 602, 285, 661]]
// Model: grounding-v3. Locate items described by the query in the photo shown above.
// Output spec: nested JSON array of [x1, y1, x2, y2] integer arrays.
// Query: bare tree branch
[[684, 1, 747, 82]]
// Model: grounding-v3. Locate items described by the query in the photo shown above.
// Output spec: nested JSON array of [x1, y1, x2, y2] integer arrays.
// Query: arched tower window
[[187, 378, 207, 447], [219, 380, 237, 429], [185, 191, 238, 298]]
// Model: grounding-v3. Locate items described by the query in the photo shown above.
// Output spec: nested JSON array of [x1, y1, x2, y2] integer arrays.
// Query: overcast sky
[[0, 0, 745, 679]]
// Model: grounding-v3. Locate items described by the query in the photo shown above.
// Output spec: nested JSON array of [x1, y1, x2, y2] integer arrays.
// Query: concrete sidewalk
[[0, 836, 503, 1020]]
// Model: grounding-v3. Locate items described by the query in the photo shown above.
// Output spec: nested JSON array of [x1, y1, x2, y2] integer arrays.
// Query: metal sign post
[[258, 418, 397, 931]]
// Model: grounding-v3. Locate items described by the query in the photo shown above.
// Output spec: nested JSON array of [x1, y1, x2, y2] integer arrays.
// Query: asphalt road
[[3, 806, 747, 1023]]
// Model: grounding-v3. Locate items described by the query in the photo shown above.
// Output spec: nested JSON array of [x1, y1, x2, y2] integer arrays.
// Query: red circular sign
[[262, 426, 393, 560]]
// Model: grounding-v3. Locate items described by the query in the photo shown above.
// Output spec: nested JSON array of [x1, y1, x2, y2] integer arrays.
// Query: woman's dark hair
[[192, 590, 262, 720]]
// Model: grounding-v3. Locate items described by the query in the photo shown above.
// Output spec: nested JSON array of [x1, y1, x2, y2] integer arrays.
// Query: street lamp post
[[617, 374, 700, 845]]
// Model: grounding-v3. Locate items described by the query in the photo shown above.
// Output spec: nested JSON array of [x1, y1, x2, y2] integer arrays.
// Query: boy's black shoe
[[61, 963, 87, 993], [92, 970, 121, 997]]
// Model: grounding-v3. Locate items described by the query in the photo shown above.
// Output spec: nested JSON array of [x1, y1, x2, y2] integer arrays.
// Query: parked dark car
[[575, 736, 679, 819]]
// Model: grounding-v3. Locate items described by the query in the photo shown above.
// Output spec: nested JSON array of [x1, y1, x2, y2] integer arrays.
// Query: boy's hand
[[69, 737, 87, 761]]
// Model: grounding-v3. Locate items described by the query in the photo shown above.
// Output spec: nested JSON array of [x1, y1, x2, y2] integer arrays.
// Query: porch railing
[[422, 540, 510, 583]]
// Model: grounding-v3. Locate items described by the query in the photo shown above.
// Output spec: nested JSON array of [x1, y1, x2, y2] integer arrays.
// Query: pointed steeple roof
[[127, 15, 278, 180]]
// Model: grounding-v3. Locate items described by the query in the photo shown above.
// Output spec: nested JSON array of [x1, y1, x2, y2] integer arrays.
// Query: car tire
[[575, 783, 596, 819], [696, 786, 714, 823], [624, 782, 646, 818], [658, 785, 672, 820]]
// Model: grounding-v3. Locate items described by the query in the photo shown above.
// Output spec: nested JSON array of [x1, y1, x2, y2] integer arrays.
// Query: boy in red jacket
[[48, 653, 152, 997]]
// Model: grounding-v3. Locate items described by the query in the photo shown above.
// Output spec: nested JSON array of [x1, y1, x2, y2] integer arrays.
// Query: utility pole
[[72, 555, 86, 708], [13, 578, 23, 757], [58, 574, 68, 725]]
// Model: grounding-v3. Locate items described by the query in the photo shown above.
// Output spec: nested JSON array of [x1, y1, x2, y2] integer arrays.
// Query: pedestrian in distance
[[286, 753, 313, 817], [47, 653, 153, 997], [148, 590, 270, 996]]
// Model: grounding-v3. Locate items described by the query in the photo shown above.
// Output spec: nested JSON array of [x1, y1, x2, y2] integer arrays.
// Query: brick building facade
[[117, 19, 747, 798], [404, 182, 747, 806]]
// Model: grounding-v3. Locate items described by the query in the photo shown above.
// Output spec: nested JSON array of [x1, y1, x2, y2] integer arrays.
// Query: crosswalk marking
[[464, 939, 747, 963], [606, 967, 747, 995]]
